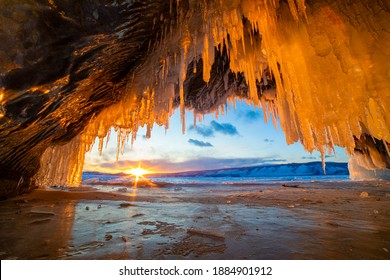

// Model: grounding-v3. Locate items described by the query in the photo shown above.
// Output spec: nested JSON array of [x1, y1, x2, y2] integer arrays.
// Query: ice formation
[[0, 0, 389, 195]]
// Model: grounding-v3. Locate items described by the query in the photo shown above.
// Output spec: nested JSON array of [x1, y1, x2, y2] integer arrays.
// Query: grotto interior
[[0, 0, 389, 198]]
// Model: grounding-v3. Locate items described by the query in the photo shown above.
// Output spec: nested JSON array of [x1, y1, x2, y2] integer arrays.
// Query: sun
[[128, 166, 150, 178], [127, 163, 151, 186]]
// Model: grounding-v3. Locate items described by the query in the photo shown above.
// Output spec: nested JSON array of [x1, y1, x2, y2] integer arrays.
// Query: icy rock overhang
[[0, 0, 389, 197]]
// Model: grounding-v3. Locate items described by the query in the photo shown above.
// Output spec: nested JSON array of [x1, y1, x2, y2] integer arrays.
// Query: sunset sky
[[83, 101, 349, 174]]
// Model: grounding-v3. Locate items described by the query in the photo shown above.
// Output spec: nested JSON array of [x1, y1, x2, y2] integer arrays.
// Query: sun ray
[[126, 163, 154, 193]]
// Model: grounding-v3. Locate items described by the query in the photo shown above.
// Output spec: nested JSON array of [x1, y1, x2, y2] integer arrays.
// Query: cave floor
[[0, 180, 390, 260]]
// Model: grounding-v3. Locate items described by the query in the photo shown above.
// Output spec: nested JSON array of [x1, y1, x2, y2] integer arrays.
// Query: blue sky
[[84, 101, 349, 173]]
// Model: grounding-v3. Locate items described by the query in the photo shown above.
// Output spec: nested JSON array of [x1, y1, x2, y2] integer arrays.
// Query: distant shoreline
[[83, 161, 349, 178]]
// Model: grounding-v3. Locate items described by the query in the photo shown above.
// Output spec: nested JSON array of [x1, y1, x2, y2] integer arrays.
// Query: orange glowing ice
[[33, 0, 390, 187]]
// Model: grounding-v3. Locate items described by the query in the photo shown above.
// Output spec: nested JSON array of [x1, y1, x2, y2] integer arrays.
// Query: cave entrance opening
[[82, 101, 349, 178]]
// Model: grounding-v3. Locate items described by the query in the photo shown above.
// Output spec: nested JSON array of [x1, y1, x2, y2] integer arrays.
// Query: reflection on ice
[[1, 179, 389, 259]]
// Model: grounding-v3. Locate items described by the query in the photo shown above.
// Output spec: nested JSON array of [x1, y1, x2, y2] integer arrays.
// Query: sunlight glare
[[127, 164, 151, 188], [128, 166, 150, 178]]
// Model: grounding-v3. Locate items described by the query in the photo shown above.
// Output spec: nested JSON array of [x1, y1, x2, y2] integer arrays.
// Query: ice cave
[[0, 0, 389, 198]]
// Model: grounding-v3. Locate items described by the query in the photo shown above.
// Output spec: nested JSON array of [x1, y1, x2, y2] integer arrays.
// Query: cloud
[[189, 121, 239, 137], [246, 110, 261, 120], [301, 156, 317, 160], [301, 155, 335, 160], [301, 155, 334, 159], [188, 139, 213, 147], [210, 121, 239, 136], [236, 109, 264, 123], [189, 124, 214, 137], [87, 157, 287, 173], [264, 138, 274, 143], [242, 110, 263, 122]]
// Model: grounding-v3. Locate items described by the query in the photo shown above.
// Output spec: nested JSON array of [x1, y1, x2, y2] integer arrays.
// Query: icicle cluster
[[36, 0, 390, 186]]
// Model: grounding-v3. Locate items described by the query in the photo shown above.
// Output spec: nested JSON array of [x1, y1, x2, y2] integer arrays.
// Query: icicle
[[34, 0, 390, 186], [202, 33, 212, 83], [193, 112, 197, 128], [34, 135, 85, 187], [98, 138, 104, 156], [116, 129, 121, 163], [105, 128, 111, 149], [320, 151, 326, 174]]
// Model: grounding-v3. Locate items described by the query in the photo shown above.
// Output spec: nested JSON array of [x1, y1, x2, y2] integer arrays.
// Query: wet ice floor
[[0, 180, 390, 259]]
